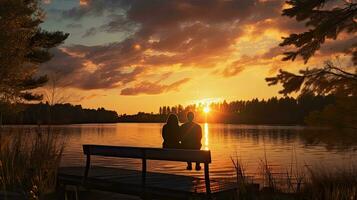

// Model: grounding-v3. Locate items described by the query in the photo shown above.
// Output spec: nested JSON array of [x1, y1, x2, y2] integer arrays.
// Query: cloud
[[62, 0, 122, 20], [81, 14, 139, 37], [102, 14, 139, 33], [42, 0, 51, 4], [82, 27, 97, 37], [319, 36, 357, 56], [42, 0, 353, 95], [66, 23, 83, 29], [80, 0, 89, 6], [120, 78, 190, 95], [220, 55, 272, 77], [40, 47, 147, 90]]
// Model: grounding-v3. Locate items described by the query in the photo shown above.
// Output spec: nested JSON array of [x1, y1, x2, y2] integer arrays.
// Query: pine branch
[[280, 1, 357, 62]]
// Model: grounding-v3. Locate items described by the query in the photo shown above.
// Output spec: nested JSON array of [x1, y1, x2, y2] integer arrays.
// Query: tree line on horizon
[[0, 94, 337, 125], [1, 102, 118, 125], [119, 94, 338, 126]]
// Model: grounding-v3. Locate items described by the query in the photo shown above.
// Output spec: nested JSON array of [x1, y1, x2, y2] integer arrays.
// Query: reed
[[259, 155, 277, 192], [301, 165, 357, 200], [232, 156, 357, 200], [231, 156, 250, 198], [0, 126, 64, 199]]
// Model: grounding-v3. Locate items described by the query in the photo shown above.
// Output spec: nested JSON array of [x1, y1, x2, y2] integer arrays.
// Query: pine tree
[[280, 0, 356, 64], [0, 0, 69, 103], [266, 0, 357, 96]]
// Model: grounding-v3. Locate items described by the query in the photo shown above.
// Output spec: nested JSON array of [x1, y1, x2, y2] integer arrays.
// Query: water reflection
[[204, 123, 209, 150], [2, 124, 357, 179]]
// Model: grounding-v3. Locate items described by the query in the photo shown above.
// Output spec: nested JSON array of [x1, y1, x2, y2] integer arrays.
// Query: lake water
[[53, 123, 357, 180], [3, 123, 356, 180]]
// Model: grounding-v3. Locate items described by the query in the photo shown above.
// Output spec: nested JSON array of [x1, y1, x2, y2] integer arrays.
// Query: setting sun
[[203, 106, 210, 114]]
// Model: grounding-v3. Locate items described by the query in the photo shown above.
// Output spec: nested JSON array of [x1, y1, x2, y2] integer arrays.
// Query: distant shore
[[1, 121, 306, 127], [1, 95, 338, 126]]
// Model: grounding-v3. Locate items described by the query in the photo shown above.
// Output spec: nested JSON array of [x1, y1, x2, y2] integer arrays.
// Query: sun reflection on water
[[204, 123, 209, 150]]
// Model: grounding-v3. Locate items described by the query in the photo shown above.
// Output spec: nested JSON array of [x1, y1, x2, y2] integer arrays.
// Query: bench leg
[[204, 163, 212, 200], [75, 187, 79, 200], [140, 192, 153, 200], [64, 190, 68, 200], [64, 185, 79, 200]]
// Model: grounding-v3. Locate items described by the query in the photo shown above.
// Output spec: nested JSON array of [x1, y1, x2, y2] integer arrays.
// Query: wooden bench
[[58, 145, 237, 199]]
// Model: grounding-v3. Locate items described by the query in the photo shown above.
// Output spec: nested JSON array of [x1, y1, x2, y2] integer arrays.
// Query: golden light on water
[[204, 123, 209, 150]]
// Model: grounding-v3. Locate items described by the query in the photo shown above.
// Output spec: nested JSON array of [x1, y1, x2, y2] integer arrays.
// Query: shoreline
[[1, 122, 306, 126]]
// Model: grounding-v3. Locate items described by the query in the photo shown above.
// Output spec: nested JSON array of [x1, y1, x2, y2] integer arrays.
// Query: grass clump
[[0, 127, 64, 199], [232, 156, 357, 200], [301, 165, 357, 200]]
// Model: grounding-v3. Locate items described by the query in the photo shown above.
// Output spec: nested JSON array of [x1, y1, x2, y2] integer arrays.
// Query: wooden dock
[[58, 166, 238, 199], [58, 145, 238, 199]]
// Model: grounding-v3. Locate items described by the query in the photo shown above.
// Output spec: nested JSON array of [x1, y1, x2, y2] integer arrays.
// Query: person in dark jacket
[[162, 114, 181, 148], [180, 111, 202, 170]]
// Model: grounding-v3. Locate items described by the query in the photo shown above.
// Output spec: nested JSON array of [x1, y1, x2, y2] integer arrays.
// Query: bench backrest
[[83, 144, 211, 163]]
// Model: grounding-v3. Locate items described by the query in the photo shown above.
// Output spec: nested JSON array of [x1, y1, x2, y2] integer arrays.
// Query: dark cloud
[[39, 47, 147, 90], [51, 0, 292, 93], [259, 36, 357, 63], [62, 0, 279, 21], [260, 46, 292, 60], [69, 66, 145, 90], [102, 14, 139, 33], [81, 14, 139, 37], [66, 23, 83, 28], [45, 0, 350, 94], [82, 27, 97, 37], [220, 55, 271, 77], [40, 48, 84, 77], [319, 37, 357, 56], [62, 0, 110, 19], [219, 36, 357, 77], [120, 78, 190, 95], [39, 38, 149, 90]]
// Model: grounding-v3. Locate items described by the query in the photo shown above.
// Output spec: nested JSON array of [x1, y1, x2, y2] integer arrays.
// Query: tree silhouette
[[267, 61, 357, 96], [2, 103, 118, 124], [280, 0, 356, 63], [118, 95, 336, 125], [266, 0, 357, 96], [0, 0, 68, 103]]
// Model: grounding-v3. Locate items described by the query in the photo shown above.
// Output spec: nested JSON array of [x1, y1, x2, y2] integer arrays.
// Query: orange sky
[[39, 0, 355, 114]]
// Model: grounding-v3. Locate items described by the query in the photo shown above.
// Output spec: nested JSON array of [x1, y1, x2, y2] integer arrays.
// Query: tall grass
[[0, 126, 64, 199], [301, 165, 357, 200], [259, 154, 277, 192], [232, 156, 357, 200], [231, 156, 249, 198], [231, 156, 260, 200]]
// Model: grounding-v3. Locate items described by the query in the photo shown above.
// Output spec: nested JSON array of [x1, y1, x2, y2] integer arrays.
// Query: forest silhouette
[[1, 103, 118, 124], [119, 94, 336, 125], [1, 94, 338, 125]]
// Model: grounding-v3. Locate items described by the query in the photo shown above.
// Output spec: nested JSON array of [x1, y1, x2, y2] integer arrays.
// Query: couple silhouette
[[162, 111, 202, 170]]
